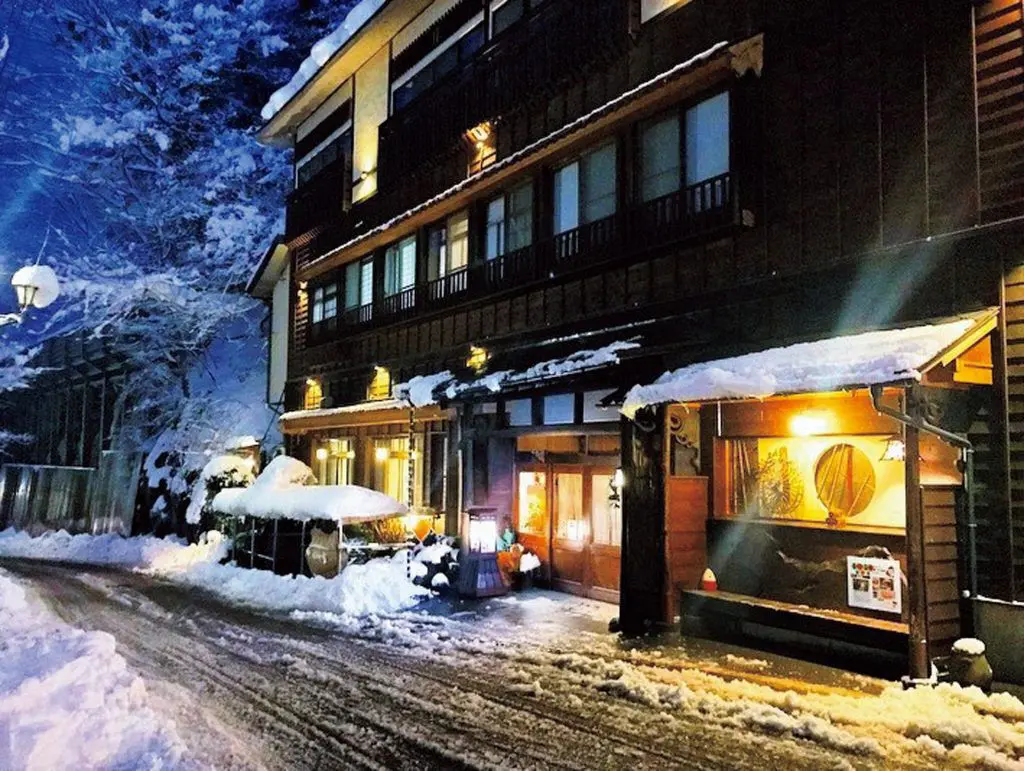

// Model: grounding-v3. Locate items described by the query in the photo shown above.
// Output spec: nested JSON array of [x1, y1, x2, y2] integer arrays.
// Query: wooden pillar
[[619, 406, 667, 634], [905, 423, 930, 680]]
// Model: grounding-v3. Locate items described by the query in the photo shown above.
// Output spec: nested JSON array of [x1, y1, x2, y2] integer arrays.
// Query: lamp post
[[1, 265, 60, 327]]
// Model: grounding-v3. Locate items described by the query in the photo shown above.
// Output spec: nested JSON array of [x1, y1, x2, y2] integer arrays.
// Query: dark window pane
[[492, 0, 524, 36]]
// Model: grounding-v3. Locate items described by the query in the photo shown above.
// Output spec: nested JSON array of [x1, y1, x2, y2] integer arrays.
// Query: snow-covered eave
[[620, 311, 998, 419], [259, 0, 417, 145], [279, 398, 453, 434], [297, 39, 737, 280], [246, 235, 288, 299]]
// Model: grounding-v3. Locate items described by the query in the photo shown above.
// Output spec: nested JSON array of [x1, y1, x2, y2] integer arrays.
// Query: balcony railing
[[306, 173, 735, 345]]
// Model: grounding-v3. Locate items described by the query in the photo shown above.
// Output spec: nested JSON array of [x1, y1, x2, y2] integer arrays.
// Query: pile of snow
[[224, 435, 259, 450], [0, 529, 431, 620], [212, 485, 408, 523], [622, 318, 977, 418], [952, 638, 987, 657], [0, 570, 189, 769], [261, 0, 385, 121], [186, 453, 258, 525], [395, 371, 455, 408], [210, 455, 407, 522]]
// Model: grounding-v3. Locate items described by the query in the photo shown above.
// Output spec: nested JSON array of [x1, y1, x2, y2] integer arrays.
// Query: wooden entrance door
[[550, 465, 621, 602]]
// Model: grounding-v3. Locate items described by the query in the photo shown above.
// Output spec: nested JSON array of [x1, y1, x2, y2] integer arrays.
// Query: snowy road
[[4, 559, 1021, 771]]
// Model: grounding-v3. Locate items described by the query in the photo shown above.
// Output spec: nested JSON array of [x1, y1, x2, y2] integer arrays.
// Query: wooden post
[[905, 423, 930, 680], [619, 406, 667, 634]]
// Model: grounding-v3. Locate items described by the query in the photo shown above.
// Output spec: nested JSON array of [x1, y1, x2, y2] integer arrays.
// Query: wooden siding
[[921, 485, 962, 657], [999, 263, 1024, 600], [975, 0, 1024, 222], [664, 476, 709, 622]]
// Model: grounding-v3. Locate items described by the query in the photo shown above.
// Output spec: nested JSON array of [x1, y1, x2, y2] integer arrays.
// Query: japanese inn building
[[252, 0, 1024, 678]]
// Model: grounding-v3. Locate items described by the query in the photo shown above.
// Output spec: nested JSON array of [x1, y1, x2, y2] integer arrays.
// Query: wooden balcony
[[285, 155, 352, 241], [305, 173, 736, 344]]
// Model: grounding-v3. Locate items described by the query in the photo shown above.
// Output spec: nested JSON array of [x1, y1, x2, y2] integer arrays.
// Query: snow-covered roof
[[621, 315, 993, 418], [300, 41, 730, 276], [261, 0, 387, 123], [447, 340, 640, 400], [280, 398, 411, 424], [211, 484, 407, 523]]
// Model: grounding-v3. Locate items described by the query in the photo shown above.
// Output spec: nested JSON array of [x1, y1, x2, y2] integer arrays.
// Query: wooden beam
[[905, 422, 930, 680]]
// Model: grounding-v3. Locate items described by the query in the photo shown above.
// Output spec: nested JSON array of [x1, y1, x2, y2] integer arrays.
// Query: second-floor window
[[640, 92, 730, 205], [553, 142, 617, 235], [485, 181, 533, 259], [344, 258, 374, 319], [384, 236, 417, 298], [311, 281, 338, 328], [428, 210, 470, 283]]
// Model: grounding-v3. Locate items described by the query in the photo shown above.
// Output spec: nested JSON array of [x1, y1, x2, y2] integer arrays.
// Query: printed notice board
[[846, 556, 902, 614]]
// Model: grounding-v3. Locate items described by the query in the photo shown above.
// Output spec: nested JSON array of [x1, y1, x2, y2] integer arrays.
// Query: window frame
[[310, 279, 339, 337], [552, 141, 618, 235], [383, 235, 417, 298], [635, 89, 731, 205]]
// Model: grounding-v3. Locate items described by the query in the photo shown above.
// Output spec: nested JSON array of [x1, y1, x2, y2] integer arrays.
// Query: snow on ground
[[0, 569, 192, 770], [0, 528, 432, 619], [621, 317, 978, 417]]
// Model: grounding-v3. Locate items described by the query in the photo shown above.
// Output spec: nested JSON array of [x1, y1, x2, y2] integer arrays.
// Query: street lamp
[[1, 265, 60, 327]]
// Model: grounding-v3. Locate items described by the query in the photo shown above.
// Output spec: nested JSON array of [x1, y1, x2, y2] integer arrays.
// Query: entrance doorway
[[514, 464, 621, 603]]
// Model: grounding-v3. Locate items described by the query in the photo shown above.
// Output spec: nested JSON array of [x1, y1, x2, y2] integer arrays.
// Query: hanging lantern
[[11, 265, 59, 313]]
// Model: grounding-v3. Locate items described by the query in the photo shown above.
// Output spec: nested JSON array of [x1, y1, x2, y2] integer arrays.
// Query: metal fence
[[0, 451, 142, 536]]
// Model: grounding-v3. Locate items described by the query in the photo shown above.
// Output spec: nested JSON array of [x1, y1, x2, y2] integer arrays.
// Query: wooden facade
[[262, 0, 1024, 661]]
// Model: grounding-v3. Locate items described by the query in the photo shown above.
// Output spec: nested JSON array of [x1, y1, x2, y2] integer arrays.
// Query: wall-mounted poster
[[847, 556, 902, 614]]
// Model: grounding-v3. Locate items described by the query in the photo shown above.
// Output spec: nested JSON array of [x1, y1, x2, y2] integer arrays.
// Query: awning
[[621, 311, 997, 419], [279, 398, 452, 434]]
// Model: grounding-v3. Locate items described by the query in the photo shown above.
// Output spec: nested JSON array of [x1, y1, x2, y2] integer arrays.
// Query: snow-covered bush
[[185, 453, 258, 534]]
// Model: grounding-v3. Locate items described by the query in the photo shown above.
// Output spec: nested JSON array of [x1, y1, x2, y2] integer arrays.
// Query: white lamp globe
[[11, 265, 60, 310]]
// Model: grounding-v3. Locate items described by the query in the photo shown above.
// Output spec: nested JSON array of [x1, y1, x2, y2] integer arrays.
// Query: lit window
[[384, 236, 416, 298], [304, 378, 323, 410], [368, 366, 392, 401], [314, 438, 355, 485], [372, 436, 421, 507], [311, 282, 338, 325]]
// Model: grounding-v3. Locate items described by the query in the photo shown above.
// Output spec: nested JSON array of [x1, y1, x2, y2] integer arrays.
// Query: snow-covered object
[[224, 434, 260, 450], [621, 318, 976, 418], [11, 264, 60, 308], [280, 397, 410, 423], [431, 572, 449, 588], [395, 371, 455, 408], [212, 483, 408, 523], [210, 454, 406, 522], [0, 571, 190, 769], [446, 341, 640, 399], [201, 453, 256, 484], [0, 527, 223, 567], [261, 0, 386, 121], [952, 638, 987, 656], [250, 454, 317, 490]]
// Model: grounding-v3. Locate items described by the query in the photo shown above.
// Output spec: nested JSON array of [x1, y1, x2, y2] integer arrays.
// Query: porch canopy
[[621, 310, 997, 418], [212, 484, 408, 523]]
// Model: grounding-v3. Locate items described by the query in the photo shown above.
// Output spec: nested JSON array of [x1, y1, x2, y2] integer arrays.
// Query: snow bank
[[622, 318, 976, 417], [0, 570, 190, 770], [261, 0, 386, 121], [209, 455, 407, 523], [0, 529, 430, 620]]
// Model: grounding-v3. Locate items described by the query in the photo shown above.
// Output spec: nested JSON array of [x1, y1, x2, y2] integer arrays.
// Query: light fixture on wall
[[466, 345, 489, 373], [374, 446, 390, 463], [315, 447, 329, 462], [790, 411, 831, 437], [881, 433, 906, 462]]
